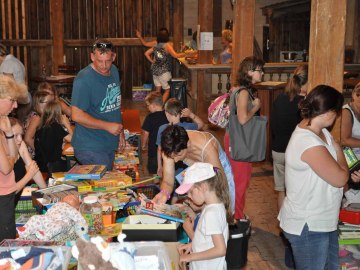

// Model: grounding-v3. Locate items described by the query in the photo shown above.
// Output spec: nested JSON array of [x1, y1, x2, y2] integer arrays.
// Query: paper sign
[[200, 32, 213, 50]]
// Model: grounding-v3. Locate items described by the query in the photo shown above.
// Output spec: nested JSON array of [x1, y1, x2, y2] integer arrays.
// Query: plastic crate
[[15, 196, 37, 220], [131, 184, 160, 200], [117, 185, 160, 219]]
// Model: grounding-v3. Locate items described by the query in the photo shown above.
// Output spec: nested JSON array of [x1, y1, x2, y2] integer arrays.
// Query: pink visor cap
[[175, 162, 216, 195]]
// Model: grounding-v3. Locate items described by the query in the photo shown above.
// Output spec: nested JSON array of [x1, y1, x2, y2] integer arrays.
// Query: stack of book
[[339, 222, 360, 240]]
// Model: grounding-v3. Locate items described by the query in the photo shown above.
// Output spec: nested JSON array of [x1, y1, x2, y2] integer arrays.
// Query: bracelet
[[160, 189, 171, 200], [4, 134, 14, 139]]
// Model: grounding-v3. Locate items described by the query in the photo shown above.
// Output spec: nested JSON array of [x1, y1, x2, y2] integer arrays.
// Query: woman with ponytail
[[271, 64, 308, 210]]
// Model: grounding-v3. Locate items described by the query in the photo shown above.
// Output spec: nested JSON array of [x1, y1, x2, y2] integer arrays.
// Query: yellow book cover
[[90, 171, 132, 188]]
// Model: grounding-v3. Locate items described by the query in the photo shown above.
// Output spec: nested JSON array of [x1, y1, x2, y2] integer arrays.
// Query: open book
[[138, 195, 186, 223]]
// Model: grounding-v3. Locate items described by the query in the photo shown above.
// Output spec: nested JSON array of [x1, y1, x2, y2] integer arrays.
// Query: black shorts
[[0, 192, 16, 242]]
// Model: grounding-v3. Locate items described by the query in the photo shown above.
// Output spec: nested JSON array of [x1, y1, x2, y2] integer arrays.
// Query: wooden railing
[[180, 62, 360, 97]]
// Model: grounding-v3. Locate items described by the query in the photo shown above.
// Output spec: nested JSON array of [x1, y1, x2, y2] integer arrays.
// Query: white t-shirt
[[0, 54, 25, 83], [278, 126, 343, 235], [191, 203, 229, 270], [343, 104, 360, 158]]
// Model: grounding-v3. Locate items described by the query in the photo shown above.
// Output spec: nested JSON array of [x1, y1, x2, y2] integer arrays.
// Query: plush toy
[[17, 195, 88, 241], [72, 237, 116, 270], [72, 234, 136, 270]]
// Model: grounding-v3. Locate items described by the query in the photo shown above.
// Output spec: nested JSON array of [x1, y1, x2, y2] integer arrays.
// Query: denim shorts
[[283, 224, 339, 270]]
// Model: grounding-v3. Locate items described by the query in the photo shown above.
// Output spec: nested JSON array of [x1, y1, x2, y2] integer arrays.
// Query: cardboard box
[[121, 215, 181, 242]]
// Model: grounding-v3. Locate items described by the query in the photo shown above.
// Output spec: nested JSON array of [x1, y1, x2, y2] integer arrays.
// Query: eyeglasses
[[93, 42, 113, 50], [253, 68, 264, 73], [7, 98, 17, 103]]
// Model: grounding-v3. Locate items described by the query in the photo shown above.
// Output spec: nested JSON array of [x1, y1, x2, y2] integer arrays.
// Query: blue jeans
[[283, 224, 338, 270], [74, 149, 115, 171]]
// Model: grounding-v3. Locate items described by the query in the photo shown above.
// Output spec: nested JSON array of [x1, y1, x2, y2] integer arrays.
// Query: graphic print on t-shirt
[[100, 83, 121, 113]]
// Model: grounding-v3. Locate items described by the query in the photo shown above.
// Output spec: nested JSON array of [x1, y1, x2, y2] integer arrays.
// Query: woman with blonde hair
[[220, 29, 232, 64], [0, 75, 28, 241]]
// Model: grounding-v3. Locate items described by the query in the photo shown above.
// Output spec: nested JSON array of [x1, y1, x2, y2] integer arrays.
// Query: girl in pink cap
[[177, 162, 232, 270]]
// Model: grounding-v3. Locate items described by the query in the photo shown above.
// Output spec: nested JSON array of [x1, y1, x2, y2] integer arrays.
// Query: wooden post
[[50, 0, 64, 75], [198, 0, 213, 64], [308, 0, 347, 139], [231, 0, 255, 86], [173, 0, 184, 53]]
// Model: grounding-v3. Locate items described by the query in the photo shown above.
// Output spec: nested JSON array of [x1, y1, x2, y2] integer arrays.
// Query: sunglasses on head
[[93, 42, 113, 50]]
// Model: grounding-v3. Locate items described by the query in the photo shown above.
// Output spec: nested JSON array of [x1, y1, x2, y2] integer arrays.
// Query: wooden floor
[[123, 99, 290, 270]]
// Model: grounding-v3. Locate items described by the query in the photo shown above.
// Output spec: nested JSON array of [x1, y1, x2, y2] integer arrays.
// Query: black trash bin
[[226, 218, 251, 269], [169, 78, 188, 108]]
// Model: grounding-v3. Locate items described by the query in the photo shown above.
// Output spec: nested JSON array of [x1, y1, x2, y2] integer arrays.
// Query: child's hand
[[180, 108, 192, 118], [178, 243, 192, 264], [182, 217, 194, 236], [178, 243, 192, 256], [176, 203, 196, 220]]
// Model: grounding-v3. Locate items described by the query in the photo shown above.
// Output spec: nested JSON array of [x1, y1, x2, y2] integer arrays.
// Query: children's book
[[138, 195, 186, 223], [64, 165, 107, 180], [343, 147, 360, 174], [90, 171, 132, 188]]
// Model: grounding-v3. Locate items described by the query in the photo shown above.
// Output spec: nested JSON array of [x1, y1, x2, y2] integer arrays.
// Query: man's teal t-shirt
[[71, 64, 122, 151]]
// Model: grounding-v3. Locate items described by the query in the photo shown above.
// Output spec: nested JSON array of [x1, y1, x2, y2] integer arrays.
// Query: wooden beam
[[64, 38, 152, 47], [198, 0, 213, 64], [308, 0, 347, 139], [0, 40, 52, 46], [50, 0, 64, 75], [231, 0, 255, 85]]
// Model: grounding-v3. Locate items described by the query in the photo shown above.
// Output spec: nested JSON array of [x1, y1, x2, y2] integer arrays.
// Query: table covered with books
[[6, 149, 186, 269]]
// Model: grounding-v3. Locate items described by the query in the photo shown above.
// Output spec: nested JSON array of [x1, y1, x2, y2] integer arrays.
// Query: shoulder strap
[[230, 86, 248, 115]]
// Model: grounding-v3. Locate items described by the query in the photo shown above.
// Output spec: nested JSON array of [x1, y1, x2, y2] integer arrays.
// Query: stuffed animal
[[72, 234, 136, 270], [17, 197, 88, 241], [72, 237, 116, 270]]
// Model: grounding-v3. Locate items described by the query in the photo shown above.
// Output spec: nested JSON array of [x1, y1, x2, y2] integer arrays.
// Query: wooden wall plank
[[1, 0, 5, 39], [7, 0, 12, 41], [21, 0, 27, 76], [50, 0, 64, 75]]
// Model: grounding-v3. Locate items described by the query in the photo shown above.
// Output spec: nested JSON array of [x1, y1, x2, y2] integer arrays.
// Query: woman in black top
[[271, 64, 308, 210]]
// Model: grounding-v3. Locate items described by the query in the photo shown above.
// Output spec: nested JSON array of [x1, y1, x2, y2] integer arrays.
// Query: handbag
[[229, 88, 267, 162], [208, 87, 241, 128]]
